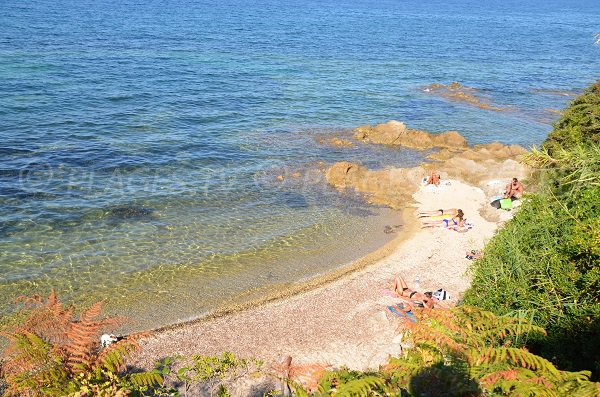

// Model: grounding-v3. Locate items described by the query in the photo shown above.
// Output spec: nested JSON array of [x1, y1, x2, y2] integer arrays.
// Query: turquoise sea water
[[1, 0, 599, 329]]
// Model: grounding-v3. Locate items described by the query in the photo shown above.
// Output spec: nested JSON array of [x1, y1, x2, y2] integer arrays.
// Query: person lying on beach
[[418, 208, 460, 218], [420, 209, 465, 228], [392, 275, 442, 309], [504, 177, 524, 199], [426, 171, 441, 186]]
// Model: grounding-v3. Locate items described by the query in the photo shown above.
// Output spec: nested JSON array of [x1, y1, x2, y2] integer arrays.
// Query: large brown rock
[[427, 142, 527, 162], [326, 161, 426, 209], [353, 120, 467, 150], [326, 141, 530, 211]]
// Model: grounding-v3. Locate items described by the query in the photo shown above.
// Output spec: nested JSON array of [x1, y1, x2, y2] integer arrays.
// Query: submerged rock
[[353, 120, 467, 150], [106, 205, 156, 221], [315, 136, 354, 148], [423, 82, 509, 111]]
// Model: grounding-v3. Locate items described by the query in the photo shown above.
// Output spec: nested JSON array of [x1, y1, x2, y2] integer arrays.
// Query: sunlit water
[[1, 0, 599, 330]]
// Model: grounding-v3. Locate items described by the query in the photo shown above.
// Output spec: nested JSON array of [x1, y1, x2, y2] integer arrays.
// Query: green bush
[[544, 80, 600, 153], [464, 80, 600, 377], [290, 307, 600, 397]]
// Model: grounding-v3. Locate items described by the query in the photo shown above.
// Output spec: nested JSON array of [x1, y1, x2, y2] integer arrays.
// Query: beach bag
[[500, 198, 513, 210], [433, 289, 451, 301]]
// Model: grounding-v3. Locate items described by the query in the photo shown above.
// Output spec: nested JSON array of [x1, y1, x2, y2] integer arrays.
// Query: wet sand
[[134, 179, 506, 372]]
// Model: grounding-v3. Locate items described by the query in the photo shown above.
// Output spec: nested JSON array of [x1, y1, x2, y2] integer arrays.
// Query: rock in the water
[[353, 120, 467, 149], [423, 82, 509, 111], [107, 205, 155, 220], [325, 161, 426, 209], [325, 140, 529, 214]]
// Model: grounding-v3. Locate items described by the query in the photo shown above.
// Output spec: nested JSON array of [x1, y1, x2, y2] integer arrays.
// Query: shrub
[[544, 80, 600, 153], [290, 307, 600, 397], [464, 80, 600, 377], [0, 290, 162, 396]]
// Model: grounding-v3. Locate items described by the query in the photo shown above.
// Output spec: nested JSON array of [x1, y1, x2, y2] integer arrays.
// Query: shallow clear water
[[1, 0, 599, 328]]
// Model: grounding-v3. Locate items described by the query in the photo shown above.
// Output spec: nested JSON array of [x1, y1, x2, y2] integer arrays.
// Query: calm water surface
[[1, 0, 599, 329]]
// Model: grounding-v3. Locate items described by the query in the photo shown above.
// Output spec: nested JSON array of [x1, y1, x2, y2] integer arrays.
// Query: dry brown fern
[[0, 290, 143, 396]]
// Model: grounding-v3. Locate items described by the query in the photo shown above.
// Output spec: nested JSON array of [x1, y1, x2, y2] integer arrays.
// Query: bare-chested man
[[504, 178, 524, 199]]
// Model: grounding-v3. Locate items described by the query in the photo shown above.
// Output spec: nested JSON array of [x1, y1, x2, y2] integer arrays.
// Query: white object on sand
[[101, 334, 118, 348]]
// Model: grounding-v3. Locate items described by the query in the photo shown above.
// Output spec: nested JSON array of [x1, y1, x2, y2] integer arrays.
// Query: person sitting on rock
[[427, 171, 441, 186], [504, 177, 524, 199]]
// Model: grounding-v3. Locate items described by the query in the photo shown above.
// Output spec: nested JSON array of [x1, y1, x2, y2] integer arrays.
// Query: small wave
[[0, 147, 35, 156]]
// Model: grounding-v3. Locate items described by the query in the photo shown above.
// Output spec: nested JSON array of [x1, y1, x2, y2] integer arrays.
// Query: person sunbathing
[[426, 171, 441, 186], [392, 275, 439, 309], [418, 208, 460, 218], [420, 209, 465, 228]]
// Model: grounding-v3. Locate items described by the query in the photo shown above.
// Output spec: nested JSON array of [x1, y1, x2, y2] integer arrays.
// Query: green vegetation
[[543, 81, 600, 152], [175, 352, 260, 397], [3, 295, 599, 396], [0, 291, 261, 396], [0, 291, 163, 396], [289, 307, 599, 397], [463, 80, 600, 377]]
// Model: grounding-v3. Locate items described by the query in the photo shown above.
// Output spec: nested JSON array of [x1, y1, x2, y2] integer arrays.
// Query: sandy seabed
[[134, 179, 509, 377]]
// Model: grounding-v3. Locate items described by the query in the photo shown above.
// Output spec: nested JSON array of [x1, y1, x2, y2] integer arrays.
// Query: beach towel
[[500, 198, 513, 210], [490, 195, 503, 209], [387, 304, 418, 322], [429, 214, 454, 220]]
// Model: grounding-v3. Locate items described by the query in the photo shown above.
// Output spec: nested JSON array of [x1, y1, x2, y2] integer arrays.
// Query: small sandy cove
[[135, 179, 505, 371]]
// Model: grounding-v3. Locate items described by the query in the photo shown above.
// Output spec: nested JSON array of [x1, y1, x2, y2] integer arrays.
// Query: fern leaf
[[126, 371, 163, 388], [332, 376, 385, 397]]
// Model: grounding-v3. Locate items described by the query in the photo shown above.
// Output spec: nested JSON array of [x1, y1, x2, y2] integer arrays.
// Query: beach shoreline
[[134, 177, 510, 373], [145, 206, 414, 336]]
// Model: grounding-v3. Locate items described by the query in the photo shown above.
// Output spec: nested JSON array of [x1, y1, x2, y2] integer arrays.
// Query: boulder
[[353, 120, 467, 150]]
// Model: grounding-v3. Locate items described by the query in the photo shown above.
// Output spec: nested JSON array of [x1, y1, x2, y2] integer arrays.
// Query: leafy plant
[[465, 80, 600, 377], [0, 290, 162, 396], [290, 307, 599, 397], [543, 80, 600, 153], [176, 352, 258, 397]]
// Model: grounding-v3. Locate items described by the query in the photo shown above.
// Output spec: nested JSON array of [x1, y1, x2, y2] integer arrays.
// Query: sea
[[1, 0, 599, 330]]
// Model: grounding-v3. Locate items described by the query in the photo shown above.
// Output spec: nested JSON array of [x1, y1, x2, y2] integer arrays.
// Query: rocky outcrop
[[423, 82, 508, 111], [353, 120, 467, 150], [427, 142, 527, 162], [326, 142, 530, 211], [326, 161, 426, 209]]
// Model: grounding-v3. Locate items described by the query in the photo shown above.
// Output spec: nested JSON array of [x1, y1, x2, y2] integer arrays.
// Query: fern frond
[[126, 371, 163, 389], [331, 376, 385, 397], [2, 291, 134, 395], [97, 338, 141, 373], [474, 347, 561, 378]]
